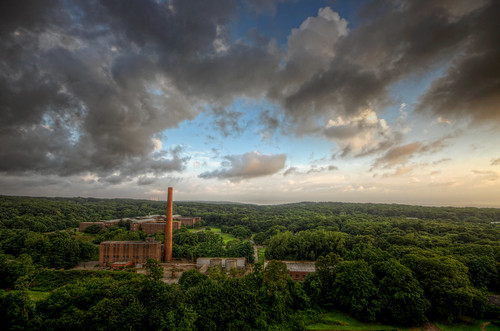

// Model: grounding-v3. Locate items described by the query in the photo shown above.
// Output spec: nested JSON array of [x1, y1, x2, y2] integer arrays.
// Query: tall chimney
[[165, 187, 173, 262]]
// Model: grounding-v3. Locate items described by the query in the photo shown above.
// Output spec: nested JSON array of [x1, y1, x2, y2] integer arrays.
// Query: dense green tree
[[197, 231, 225, 257], [372, 259, 429, 324], [402, 253, 487, 321], [226, 240, 254, 263], [0, 291, 36, 331], [266, 229, 346, 260], [145, 259, 164, 282], [83, 224, 102, 234], [331, 260, 380, 321], [178, 269, 209, 290]]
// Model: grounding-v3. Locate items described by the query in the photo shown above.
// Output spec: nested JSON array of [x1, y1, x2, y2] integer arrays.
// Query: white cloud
[[152, 138, 162, 152], [324, 108, 396, 155], [199, 151, 287, 182]]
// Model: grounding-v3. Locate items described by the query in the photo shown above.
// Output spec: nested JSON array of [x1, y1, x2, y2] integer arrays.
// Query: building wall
[[79, 220, 121, 232], [176, 217, 202, 227], [99, 240, 162, 267], [196, 257, 246, 269], [131, 221, 182, 234], [289, 271, 309, 281], [264, 261, 316, 281]]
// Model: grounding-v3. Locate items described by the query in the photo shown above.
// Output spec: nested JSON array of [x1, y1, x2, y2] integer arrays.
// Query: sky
[[1, 0, 500, 207]]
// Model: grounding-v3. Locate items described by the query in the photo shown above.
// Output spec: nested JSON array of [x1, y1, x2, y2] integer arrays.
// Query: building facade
[[197, 257, 246, 270], [283, 261, 316, 281], [131, 220, 182, 234], [80, 216, 201, 234], [79, 219, 122, 232], [175, 217, 202, 227], [264, 261, 316, 281], [99, 238, 162, 267]]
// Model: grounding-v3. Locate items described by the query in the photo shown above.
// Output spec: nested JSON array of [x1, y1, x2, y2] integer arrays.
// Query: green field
[[435, 320, 500, 331], [1, 290, 50, 302], [188, 226, 237, 243], [258, 247, 265, 264], [306, 310, 410, 330], [207, 227, 237, 243], [306, 310, 500, 331]]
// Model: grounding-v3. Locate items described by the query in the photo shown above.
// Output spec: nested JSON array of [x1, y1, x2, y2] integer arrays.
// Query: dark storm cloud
[[372, 134, 457, 169], [307, 165, 338, 174], [258, 110, 280, 141], [278, 0, 498, 131], [283, 167, 297, 177], [0, 0, 233, 181], [244, 0, 290, 16], [416, 0, 500, 124], [97, 0, 236, 56], [209, 106, 246, 138], [373, 143, 422, 169], [0, 0, 62, 36], [137, 176, 156, 186], [199, 152, 286, 182], [1, 0, 499, 187]]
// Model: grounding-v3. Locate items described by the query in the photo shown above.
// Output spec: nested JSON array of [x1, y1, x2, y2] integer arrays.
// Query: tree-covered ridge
[[0, 196, 169, 229], [1, 261, 316, 330], [0, 195, 499, 329]]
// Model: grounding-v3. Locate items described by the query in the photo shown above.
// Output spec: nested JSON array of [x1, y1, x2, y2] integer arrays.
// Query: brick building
[[79, 219, 123, 232], [80, 216, 201, 234], [283, 261, 316, 281], [133, 221, 182, 234], [130, 216, 202, 234], [264, 261, 316, 281], [174, 217, 202, 227], [99, 238, 162, 267]]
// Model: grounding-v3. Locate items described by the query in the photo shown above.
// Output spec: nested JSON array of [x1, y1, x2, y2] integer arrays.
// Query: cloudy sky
[[1, 0, 500, 207]]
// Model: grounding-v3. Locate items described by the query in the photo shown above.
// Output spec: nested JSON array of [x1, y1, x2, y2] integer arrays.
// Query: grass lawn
[[435, 320, 500, 331], [486, 323, 500, 331], [1, 290, 51, 302], [71, 231, 97, 242], [27, 290, 51, 301], [306, 310, 413, 330], [307, 310, 500, 331], [188, 226, 237, 243], [258, 247, 265, 264]]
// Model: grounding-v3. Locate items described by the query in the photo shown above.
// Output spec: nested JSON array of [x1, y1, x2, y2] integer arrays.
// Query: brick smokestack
[[164, 187, 173, 262]]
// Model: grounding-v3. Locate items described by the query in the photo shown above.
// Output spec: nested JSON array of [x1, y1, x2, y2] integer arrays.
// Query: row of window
[[103, 255, 151, 259]]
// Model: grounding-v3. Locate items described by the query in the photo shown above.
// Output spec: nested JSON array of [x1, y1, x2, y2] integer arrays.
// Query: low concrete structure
[[197, 257, 246, 270]]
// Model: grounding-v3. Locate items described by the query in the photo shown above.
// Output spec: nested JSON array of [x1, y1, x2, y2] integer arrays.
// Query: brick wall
[[99, 240, 162, 266]]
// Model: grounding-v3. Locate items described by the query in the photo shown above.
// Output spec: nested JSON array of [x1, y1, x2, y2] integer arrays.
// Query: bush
[[30, 269, 143, 291], [83, 224, 102, 234]]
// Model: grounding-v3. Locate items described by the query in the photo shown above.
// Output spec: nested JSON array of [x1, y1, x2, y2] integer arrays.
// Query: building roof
[[101, 240, 160, 245], [100, 219, 122, 223], [132, 218, 157, 223], [197, 257, 246, 261], [281, 261, 316, 272]]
